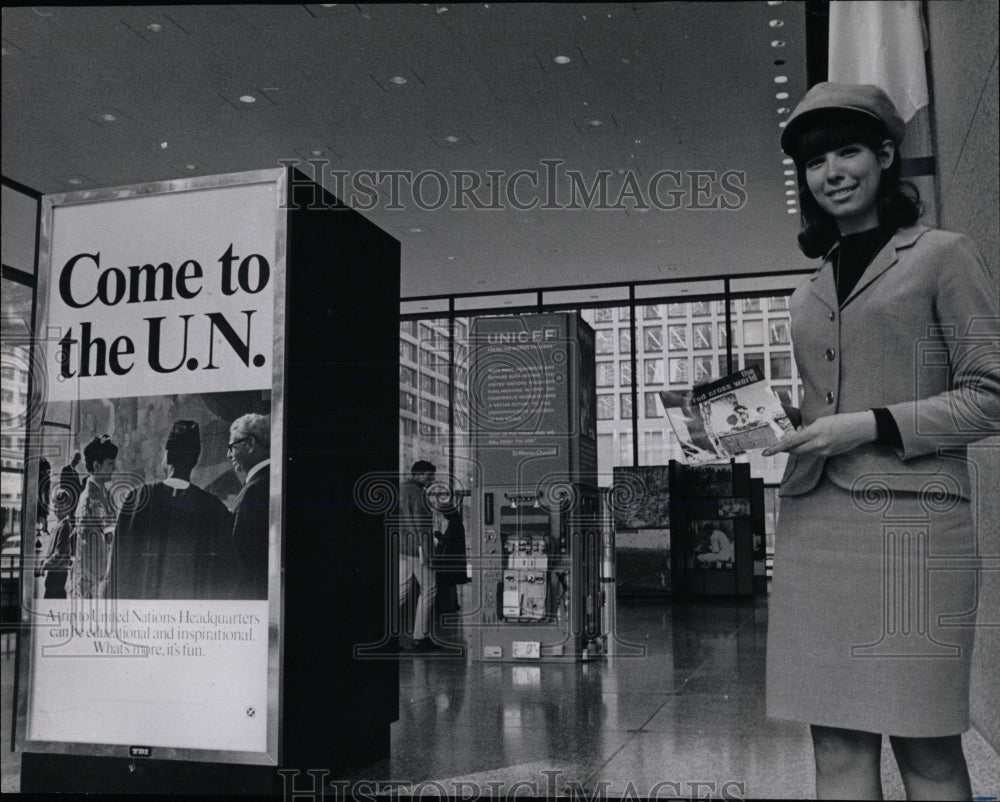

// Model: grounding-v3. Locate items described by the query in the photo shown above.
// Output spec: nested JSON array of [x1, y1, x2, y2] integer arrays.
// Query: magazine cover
[[659, 366, 793, 463]]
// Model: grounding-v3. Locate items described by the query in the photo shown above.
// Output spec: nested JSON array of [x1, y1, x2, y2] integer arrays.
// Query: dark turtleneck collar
[[833, 224, 896, 306]]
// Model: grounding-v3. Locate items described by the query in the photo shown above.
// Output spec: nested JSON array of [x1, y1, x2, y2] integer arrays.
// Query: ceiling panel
[[2, 2, 808, 297]]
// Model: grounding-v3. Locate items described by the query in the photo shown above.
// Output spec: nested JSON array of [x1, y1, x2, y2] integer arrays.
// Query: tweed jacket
[[779, 224, 1000, 499]]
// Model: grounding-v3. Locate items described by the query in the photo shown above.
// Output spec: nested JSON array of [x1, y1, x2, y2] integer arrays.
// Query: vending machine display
[[467, 312, 605, 661]]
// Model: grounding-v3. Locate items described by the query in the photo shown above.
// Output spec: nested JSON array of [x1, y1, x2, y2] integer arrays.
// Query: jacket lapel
[[808, 249, 839, 313], [842, 225, 928, 308]]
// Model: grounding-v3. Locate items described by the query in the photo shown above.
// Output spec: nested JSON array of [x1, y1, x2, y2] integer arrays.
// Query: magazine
[[659, 366, 794, 464]]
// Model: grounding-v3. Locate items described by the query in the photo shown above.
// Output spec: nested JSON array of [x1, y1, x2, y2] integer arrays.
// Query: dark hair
[[411, 460, 436, 476], [791, 115, 922, 258], [165, 420, 201, 471], [83, 435, 118, 473]]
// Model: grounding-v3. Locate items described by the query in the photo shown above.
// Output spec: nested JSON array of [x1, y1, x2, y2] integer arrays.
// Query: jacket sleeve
[[886, 235, 1000, 458]]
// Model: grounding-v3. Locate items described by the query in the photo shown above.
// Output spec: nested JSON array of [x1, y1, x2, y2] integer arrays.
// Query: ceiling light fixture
[[68, 178, 82, 185], [776, 107, 789, 114], [587, 119, 603, 127], [100, 113, 117, 122], [146, 23, 164, 33], [408, 227, 423, 233], [389, 76, 408, 85], [239, 95, 256, 103], [782, 158, 793, 165], [444, 135, 459, 143], [787, 208, 797, 214], [774, 75, 788, 84], [785, 190, 796, 195], [554, 55, 571, 64], [778, 121, 787, 128], [311, 149, 324, 156], [436, 6, 448, 13], [186, 164, 197, 171], [784, 170, 795, 176], [775, 91, 789, 99], [768, 19, 784, 28], [786, 199, 797, 205], [160, 142, 168, 149]]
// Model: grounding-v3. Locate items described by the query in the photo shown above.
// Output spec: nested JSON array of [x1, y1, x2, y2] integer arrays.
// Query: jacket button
[[826, 391, 835, 404], [828, 311, 836, 321], [825, 348, 836, 361]]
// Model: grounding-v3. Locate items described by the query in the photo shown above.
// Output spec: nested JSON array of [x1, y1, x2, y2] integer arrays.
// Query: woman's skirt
[[765, 474, 978, 736]]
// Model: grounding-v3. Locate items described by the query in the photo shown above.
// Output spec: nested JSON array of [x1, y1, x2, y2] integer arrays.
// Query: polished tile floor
[[353, 589, 1000, 799], [3, 593, 999, 797]]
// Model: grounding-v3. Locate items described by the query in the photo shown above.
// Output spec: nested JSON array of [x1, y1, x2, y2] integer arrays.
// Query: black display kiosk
[[17, 168, 400, 794], [668, 460, 755, 597]]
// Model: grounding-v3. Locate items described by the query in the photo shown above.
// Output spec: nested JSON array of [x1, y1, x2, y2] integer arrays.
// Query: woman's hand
[[762, 411, 877, 457]]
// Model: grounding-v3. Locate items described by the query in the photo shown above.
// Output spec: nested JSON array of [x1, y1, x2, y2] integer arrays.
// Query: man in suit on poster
[[227, 413, 271, 600]]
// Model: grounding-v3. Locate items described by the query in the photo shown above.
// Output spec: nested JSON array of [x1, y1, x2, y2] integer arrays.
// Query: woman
[[70, 435, 119, 599], [762, 83, 1000, 800]]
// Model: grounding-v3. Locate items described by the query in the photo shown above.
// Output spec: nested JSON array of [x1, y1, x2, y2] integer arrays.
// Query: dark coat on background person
[[228, 466, 270, 600], [434, 508, 469, 588], [112, 482, 234, 599]]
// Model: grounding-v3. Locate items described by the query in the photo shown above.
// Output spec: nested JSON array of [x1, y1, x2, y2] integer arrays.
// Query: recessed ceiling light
[[776, 91, 789, 99], [768, 1, 783, 6], [239, 95, 256, 103], [771, 40, 786, 48], [784, 170, 795, 176], [408, 227, 423, 233], [787, 208, 798, 214], [436, 6, 448, 13], [784, 180, 795, 185], [769, 19, 784, 28], [311, 149, 324, 156], [774, 76, 788, 84], [390, 76, 408, 85], [587, 118, 603, 127], [320, 4, 338, 7], [67, 178, 82, 185], [778, 122, 787, 128], [100, 113, 117, 122], [146, 23, 164, 33], [782, 158, 793, 165], [777, 107, 789, 114], [447, 256, 456, 261], [786, 199, 797, 205], [160, 142, 168, 149], [444, 135, 459, 143], [554, 55, 571, 64], [186, 164, 197, 171], [785, 190, 796, 195]]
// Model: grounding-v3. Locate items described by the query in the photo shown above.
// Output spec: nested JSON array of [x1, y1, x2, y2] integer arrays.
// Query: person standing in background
[[397, 460, 438, 651]]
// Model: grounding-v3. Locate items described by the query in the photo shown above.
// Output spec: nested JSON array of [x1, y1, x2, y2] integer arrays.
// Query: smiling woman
[[764, 82, 1000, 801]]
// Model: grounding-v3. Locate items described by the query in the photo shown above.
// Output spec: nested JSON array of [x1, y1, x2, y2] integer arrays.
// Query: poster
[[20, 172, 285, 764]]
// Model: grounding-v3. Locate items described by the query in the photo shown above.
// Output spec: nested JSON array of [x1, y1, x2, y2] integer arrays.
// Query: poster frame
[[14, 168, 288, 767]]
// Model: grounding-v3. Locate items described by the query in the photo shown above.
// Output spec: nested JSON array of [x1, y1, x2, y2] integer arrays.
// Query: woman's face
[[803, 139, 894, 234], [91, 457, 115, 483]]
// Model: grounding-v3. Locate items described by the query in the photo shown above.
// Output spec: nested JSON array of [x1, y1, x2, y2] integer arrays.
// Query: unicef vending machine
[[467, 313, 605, 661]]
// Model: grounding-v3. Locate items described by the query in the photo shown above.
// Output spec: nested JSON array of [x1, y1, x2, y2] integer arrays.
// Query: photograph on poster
[[717, 497, 751, 518], [37, 390, 271, 602], [612, 465, 670, 531], [689, 519, 735, 570]]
